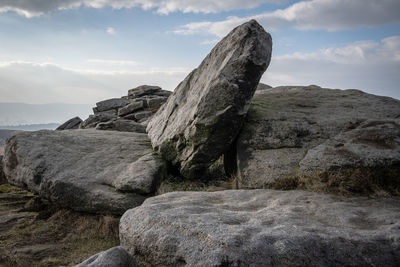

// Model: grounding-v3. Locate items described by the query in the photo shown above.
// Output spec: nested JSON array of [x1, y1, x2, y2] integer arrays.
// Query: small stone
[[56, 117, 82, 130]]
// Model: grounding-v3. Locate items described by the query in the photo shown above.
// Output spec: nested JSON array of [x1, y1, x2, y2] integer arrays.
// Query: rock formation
[[2, 19, 400, 267], [80, 85, 171, 130], [226, 85, 400, 195], [3, 129, 165, 215], [120, 190, 400, 266], [75, 246, 138, 267], [56, 116, 82, 130], [147, 20, 272, 179]]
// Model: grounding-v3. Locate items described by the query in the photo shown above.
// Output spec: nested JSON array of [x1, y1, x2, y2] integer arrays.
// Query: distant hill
[[0, 102, 92, 126], [0, 123, 60, 131]]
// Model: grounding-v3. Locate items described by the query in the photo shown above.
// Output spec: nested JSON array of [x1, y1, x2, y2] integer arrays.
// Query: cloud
[[106, 27, 116, 35], [0, 61, 189, 104], [0, 0, 285, 17], [87, 59, 139, 66], [175, 0, 400, 37], [262, 36, 400, 99], [0, 36, 399, 108]]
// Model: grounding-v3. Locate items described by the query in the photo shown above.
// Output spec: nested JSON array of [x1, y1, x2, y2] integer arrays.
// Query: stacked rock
[[79, 85, 172, 130]]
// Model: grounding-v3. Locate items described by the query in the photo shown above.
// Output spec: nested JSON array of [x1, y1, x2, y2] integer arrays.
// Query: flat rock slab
[[3, 129, 165, 215], [147, 20, 272, 179], [120, 190, 400, 266], [229, 86, 400, 194]]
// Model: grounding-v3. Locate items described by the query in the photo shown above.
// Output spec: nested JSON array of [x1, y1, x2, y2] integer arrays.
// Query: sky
[[0, 0, 399, 106]]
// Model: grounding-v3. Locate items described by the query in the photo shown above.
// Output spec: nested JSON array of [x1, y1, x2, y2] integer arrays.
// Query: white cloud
[[87, 59, 138, 66], [106, 27, 116, 35], [0, 35, 399, 108], [262, 36, 400, 99], [175, 0, 400, 37], [0, 61, 189, 104], [0, 0, 285, 17]]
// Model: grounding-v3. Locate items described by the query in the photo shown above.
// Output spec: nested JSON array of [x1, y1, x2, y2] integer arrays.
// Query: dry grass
[[0, 184, 120, 267], [270, 166, 400, 197]]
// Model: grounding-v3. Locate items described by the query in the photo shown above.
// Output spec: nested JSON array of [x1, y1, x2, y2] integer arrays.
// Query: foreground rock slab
[[147, 20, 272, 178], [76, 246, 138, 267], [228, 86, 400, 195], [3, 130, 165, 215], [120, 190, 400, 266]]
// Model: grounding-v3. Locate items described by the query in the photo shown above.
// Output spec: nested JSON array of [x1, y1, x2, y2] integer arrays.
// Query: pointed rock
[[147, 20, 272, 178], [56, 116, 82, 130]]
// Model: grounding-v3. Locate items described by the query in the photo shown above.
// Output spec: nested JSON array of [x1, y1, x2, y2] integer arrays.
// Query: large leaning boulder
[[120, 190, 400, 266], [3, 130, 165, 215], [147, 20, 272, 179], [227, 86, 400, 195]]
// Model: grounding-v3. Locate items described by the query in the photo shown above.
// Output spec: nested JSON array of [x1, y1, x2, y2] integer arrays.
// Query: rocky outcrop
[[3, 129, 165, 215], [56, 116, 82, 130], [81, 86, 171, 129], [227, 86, 400, 195], [147, 20, 272, 179], [96, 119, 146, 133], [120, 189, 400, 266], [75, 246, 138, 267]]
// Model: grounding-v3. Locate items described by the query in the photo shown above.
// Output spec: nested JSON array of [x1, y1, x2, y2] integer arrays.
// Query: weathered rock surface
[[3, 129, 165, 214], [228, 86, 400, 194], [96, 98, 130, 112], [147, 20, 272, 179], [56, 116, 82, 130], [80, 113, 117, 129], [118, 102, 144, 117], [75, 246, 138, 267], [120, 190, 400, 266], [96, 119, 146, 133], [128, 85, 161, 98]]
